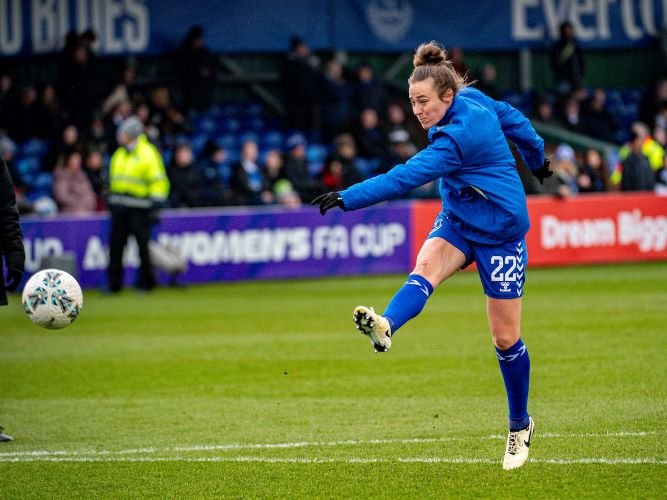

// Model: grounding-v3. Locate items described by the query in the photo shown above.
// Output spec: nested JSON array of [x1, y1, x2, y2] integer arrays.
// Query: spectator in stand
[[616, 122, 664, 180], [85, 114, 109, 155], [283, 132, 324, 202], [230, 139, 274, 206], [46, 124, 84, 171], [0, 74, 17, 133], [197, 140, 231, 207], [37, 83, 63, 139], [177, 26, 217, 111], [615, 131, 656, 192], [0, 135, 32, 214], [582, 88, 620, 143], [638, 78, 667, 128], [531, 95, 559, 126], [263, 149, 300, 206], [541, 143, 578, 197], [653, 122, 667, 149], [84, 150, 107, 210], [281, 37, 320, 132], [449, 46, 468, 78], [56, 32, 95, 129], [135, 102, 160, 145], [149, 86, 185, 140], [559, 97, 586, 134], [550, 21, 585, 95], [103, 99, 132, 152], [101, 64, 137, 116], [383, 101, 426, 149], [331, 133, 364, 186], [354, 108, 388, 161], [321, 155, 346, 191], [320, 59, 352, 141], [53, 151, 97, 213], [6, 86, 49, 141], [577, 148, 608, 193], [473, 63, 501, 101], [352, 61, 387, 119], [167, 142, 205, 208]]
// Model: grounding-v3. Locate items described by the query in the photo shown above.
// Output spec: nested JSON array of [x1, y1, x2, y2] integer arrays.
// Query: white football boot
[[353, 306, 392, 352], [502, 417, 535, 470]]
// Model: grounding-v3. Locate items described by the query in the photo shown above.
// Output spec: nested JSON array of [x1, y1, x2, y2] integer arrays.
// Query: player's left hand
[[532, 158, 553, 184], [311, 192, 345, 215], [4, 267, 23, 292]]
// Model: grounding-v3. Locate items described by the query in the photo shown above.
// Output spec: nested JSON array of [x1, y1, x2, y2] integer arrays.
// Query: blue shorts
[[428, 215, 527, 299]]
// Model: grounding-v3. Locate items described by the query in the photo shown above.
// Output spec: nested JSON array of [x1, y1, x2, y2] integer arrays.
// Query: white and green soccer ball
[[22, 269, 83, 329]]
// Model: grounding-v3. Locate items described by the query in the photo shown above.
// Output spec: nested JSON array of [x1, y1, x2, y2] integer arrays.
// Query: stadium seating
[[6, 85, 650, 210]]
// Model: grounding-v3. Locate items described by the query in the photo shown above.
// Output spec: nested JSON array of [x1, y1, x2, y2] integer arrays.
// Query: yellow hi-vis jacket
[[108, 134, 170, 209]]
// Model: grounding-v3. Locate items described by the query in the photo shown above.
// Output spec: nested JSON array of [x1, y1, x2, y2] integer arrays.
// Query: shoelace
[[506, 431, 521, 455]]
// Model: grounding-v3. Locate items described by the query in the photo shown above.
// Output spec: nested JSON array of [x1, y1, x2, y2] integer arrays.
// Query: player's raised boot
[[353, 306, 392, 352], [502, 417, 534, 470], [0, 427, 13, 442]]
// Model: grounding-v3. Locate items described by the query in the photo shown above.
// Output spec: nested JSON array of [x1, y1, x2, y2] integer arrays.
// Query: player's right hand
[[532, 158, 553, 184], [311, 192, 345, 215]]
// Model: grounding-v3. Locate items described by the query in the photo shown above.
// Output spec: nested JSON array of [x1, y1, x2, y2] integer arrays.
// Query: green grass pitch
[[1, 262, 666, 498]]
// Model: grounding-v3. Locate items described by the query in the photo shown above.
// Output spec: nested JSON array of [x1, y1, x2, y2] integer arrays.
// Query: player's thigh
[[412, 237, 467, 288], [486, 297, 522, 349]]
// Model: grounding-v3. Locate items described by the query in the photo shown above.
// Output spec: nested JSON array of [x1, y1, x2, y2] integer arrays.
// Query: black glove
[[4, 252, 24, 292], [311, 192, 345, 216], [532, 158, 553, 185], [4, 266, 23, 292]]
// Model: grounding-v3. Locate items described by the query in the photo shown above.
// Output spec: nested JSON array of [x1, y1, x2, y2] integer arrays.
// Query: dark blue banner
[[1, 0, 664, 57]]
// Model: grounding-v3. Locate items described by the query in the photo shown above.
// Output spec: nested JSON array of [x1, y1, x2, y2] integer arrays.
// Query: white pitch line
[[0, 456, 665, 465], [0, 430, 663, 459]]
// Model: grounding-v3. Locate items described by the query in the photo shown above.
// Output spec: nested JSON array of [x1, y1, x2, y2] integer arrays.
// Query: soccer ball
[[22, 269, 83, 329]]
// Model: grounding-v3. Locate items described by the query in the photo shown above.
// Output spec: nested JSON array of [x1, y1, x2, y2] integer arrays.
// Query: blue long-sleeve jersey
[[339, 87, 545, 245]]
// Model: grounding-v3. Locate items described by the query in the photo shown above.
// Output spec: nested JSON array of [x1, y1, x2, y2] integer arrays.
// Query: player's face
[[409, 78, 453, 129]]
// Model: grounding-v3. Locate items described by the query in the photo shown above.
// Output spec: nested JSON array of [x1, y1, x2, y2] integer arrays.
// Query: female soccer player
[[312, 41, 552, 470]]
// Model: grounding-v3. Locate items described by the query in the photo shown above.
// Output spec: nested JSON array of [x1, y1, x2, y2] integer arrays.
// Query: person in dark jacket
[[550, 21, 585, 95], [281, 37, 320, 132], [620, 132, 656, 192], [1, 156, 24, 306], [1, 155, 26, 443], [167, 143, 205, 208]]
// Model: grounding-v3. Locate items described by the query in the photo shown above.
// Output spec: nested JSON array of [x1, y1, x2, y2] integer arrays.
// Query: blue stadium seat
[[32, 172, 53, 192], [243, 102, 264, 116], [18, 138, 50, 158], [215, 134, 237, 151], [260, 130, 284, 150], [239, 132, 260, 145], [221, 103, 241, 117], [193, 116, 217, 135], [217, 117, 240, 134], [16, 156, 42, 180], [356, 157, 381, 178], [189, 133, 210, 156], [306, 143, 329, 164], [218, 162, 233, 185]]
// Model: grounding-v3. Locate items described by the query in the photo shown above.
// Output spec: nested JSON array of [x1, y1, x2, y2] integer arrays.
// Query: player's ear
[[440, 88, 454, 103]]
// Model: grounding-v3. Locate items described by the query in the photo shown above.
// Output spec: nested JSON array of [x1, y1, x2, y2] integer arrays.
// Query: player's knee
[[412, 258, 445, 287], [492, 331, 520, 350]]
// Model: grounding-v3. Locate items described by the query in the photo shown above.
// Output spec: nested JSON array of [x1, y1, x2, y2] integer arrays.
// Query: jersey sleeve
[[339, 133, 462, 211], [488, 97, 545, 171]]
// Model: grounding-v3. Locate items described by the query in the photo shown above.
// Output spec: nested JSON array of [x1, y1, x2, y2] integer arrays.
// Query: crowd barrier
[[20, 193, 667, 288]]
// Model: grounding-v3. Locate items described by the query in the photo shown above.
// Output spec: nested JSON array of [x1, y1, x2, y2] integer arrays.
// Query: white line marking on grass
[[0, 456, 665, 465], [0, 430, 663, 459]]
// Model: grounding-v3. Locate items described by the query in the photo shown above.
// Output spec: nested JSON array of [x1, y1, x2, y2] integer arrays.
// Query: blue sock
[[382, 274, 433, 335], [496, 339, 531, 431]]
